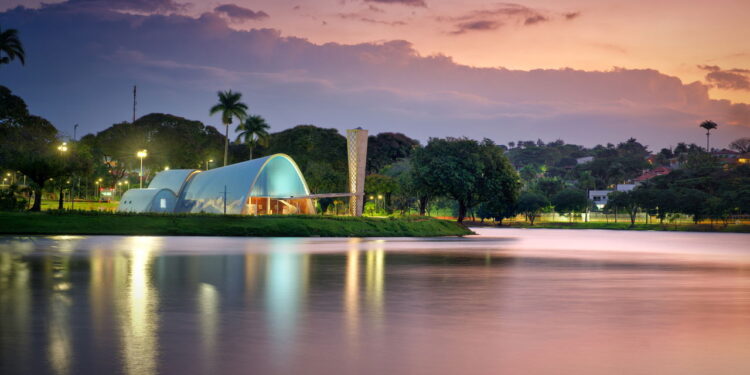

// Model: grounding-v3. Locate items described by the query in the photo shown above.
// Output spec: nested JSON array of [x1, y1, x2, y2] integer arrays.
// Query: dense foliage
[[1, 84, 748, 225]]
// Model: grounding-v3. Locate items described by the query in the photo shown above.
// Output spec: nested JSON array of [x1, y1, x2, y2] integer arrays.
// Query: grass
[[40, 200, 118, 211], [0, 211, 473, 237], [496, 221, 750, 233]]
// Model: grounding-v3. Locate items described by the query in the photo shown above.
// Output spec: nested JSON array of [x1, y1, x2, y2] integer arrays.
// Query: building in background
[[118, 128, 369, 216]]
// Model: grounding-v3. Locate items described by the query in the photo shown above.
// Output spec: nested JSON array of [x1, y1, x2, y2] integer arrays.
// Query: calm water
[[1, 229, 750, 375]]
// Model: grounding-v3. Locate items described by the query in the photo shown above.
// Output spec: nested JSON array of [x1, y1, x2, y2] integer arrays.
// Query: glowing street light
[[57, 142, 68, 153], [137, 150, 148, 188], [205, 159, 214, 170], [164, 166, 170, 171]]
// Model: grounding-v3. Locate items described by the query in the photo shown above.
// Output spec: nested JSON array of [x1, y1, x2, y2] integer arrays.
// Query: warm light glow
[[57, 142, 68, 152], [137, 150, 148, 159], [164, 166, 170, 170], [377, 195, 383, 199]]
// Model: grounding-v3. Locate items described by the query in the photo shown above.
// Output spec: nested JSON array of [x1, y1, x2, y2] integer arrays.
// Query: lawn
[[499, 221, 750, 233], [0, 211, 473, 237]]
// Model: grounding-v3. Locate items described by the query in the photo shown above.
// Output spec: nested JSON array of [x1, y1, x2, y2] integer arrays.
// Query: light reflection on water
[[0, 229, 749, 374]]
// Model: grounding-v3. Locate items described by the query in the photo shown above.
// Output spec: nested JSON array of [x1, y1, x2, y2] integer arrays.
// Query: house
[[712, 149, 746, 166], [588, 184, 636, 209], [576, 156, 594, 165], [633, 166, 671, 183]]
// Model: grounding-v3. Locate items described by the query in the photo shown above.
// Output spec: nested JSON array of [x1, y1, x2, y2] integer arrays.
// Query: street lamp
[[56, 143, 69, 209], [205, 159, 214, 170], [137, 150, 148, 188], [164, 166, 170, 171]]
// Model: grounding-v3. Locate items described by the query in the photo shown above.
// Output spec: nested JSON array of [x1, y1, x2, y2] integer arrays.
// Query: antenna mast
[[132, 85, 137, 123]]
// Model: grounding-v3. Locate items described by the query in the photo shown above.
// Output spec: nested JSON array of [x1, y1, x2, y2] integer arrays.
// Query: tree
[[729, 137, 750, 153], [210, 90, 248, 166], [0, 26, 25, 67], [477, 199, 518, 225], [552, 188, 589, 222], [634, 187, 678, 224], [516, 191, 548, 225], [606, 191, 640, 227], [532, 177, 565, 200], [90, 113, 224, 180], [261, 125, 348, 194], [235, 115, 270, 160], [366, 132, 419, 174], [365, 174, 397, 213], [676, 188, 711, 224], [411, 138, 519, 222], [699, 120, 718, 151]]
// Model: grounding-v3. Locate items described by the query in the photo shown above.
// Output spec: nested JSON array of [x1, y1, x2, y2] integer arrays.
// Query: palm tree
[[0, 26, 25, 67], [699, 120, 718, 151], [235, 115, 270, 160], [210, 90, 248, 166]]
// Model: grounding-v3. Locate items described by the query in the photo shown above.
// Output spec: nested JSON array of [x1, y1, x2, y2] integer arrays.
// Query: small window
[[160, 198, 167, 209]]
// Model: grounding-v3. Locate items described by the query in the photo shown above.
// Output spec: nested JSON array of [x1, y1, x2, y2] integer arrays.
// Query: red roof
[[634, 166, 671, 182]]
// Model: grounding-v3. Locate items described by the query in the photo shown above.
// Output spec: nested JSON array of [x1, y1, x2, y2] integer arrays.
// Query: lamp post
[[205, 159, 214, 170], [137, 150, 148, 188], [377, 194, 383, 213], [57, 142, 68, 210]]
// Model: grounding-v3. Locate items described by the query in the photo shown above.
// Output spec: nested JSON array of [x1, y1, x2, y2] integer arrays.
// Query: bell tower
[[347, 128, 368, 216]]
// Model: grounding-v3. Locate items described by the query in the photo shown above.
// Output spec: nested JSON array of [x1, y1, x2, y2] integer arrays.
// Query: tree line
[[2, 84, 749, 224]]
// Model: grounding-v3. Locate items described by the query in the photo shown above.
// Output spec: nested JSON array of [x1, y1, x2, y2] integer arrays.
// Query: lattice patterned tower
[[347, 128, 368, 216]]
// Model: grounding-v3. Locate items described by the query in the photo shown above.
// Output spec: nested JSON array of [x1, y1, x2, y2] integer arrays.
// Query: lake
[[1, 228, 749, 374]]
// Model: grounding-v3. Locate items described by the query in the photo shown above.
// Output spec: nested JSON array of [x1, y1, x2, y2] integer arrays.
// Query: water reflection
[[265, 239, 310, 368], [118, 237, 160, 375], [45, 254, 73, 375], [365, 242, 385, 322], [198, 283, 219, 374], [344, 240, 360, 345], [0, 251, 31, 374], [0, 230, 750, 375]]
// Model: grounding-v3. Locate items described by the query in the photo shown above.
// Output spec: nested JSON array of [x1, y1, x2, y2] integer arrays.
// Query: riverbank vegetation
[[1, 84, 748, 229], [0, 211, 473, 237], [468, 221, 750, 233]]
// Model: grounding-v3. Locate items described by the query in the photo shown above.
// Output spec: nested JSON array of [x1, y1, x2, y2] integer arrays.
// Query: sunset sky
[[1, 0, 748, 148]]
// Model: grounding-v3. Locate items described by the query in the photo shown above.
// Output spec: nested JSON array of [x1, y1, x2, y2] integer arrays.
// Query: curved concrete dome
[[148, 169, 198, 196], [117, 188, 178, 213], [175, 154, 312, 214]]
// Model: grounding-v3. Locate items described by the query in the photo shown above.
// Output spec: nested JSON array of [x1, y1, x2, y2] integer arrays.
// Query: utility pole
[[72, 124, 79, 210], [222, 185, 228, 215], [132, 85, 137, 123]]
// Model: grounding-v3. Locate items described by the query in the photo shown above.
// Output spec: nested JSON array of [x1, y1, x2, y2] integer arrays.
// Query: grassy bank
[[488, 221, 750, 233], [0, 211, 473, 237]]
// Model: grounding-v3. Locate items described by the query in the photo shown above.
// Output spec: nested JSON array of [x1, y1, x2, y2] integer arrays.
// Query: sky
[[1, 0, 749, 149]]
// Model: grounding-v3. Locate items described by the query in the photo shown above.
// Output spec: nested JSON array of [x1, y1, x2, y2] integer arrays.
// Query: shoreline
[[0, 211, 473, 237], [466, 221, 750, 233]]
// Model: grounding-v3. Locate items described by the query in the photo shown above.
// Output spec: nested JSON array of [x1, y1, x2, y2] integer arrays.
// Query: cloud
[[363, 0, 426, 8], [564, 12, 580, 20], [451, 20, 502, 35], [445, 3, 550, 34], [1, 1, 748, 149], [214, 4, 268, 21], [61, 0, 184, 13], [524, 15, 547, 25], [699, 65, 750, 90], [338, 13, 406, 26]]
